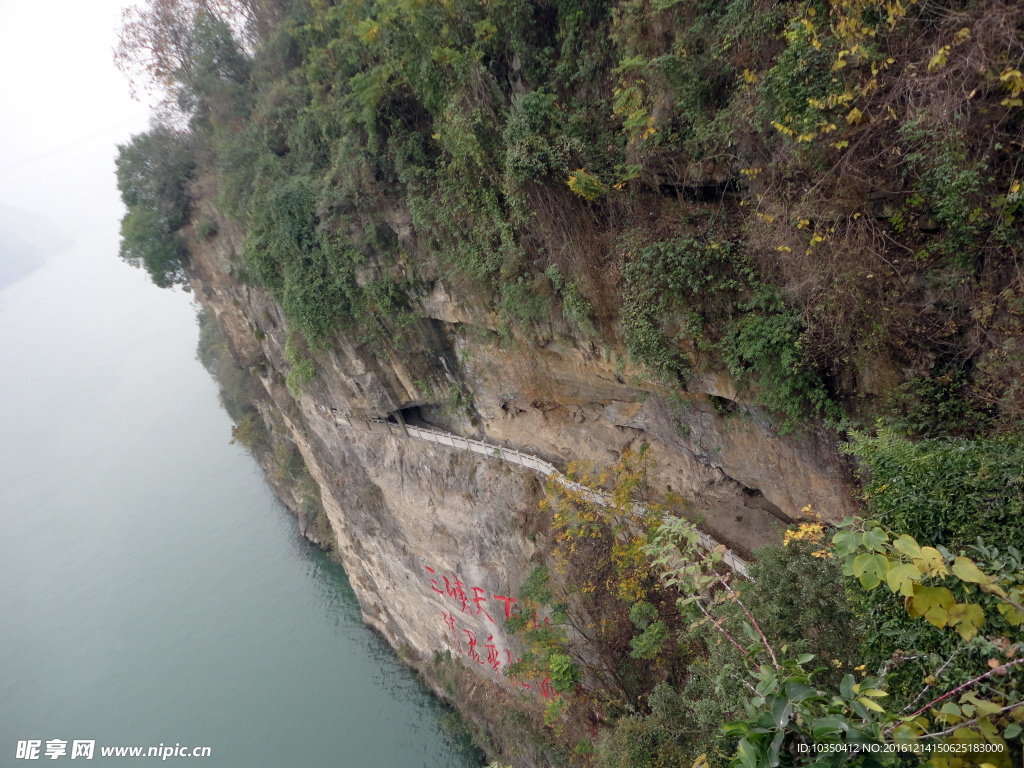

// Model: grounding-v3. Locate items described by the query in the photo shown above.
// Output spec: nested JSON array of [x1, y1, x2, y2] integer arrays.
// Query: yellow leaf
[[832, 140, 850, 149], [947, 603, 985, 642], [909, 585, 954, 627], [858, 696, 886, 712], [979, 582, 1007, 597], [997, 603, 1024, 626], [777, 246, 792, 252], [951, 556, 993, 584], [846, 107, 863, 125], [928, 47, 950, 73], [913, 547, 947, 578]]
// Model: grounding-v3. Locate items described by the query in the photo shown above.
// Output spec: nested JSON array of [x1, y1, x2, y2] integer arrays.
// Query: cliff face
[[182, 194, 856, 715]]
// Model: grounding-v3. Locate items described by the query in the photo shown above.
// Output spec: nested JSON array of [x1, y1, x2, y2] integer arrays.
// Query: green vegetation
[[116, 126, 194, 287], [846, 429, 1024, 548], [115, 0, 1024, 434], [496, 440, 1023, 767]]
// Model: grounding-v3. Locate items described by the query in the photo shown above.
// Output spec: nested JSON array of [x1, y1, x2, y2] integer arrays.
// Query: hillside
[[115, 1, 1024, 766]]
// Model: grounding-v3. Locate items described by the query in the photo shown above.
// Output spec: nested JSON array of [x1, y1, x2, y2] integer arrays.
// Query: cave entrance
[[740, 486, 792, 525]]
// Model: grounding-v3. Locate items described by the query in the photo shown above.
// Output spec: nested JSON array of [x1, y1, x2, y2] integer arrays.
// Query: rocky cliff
[[182, 192, 858, 761]]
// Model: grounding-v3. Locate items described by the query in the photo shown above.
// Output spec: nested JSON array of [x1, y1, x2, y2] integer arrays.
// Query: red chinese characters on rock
[[424, 566, 508, 623], [485, 635, 500, 673], [463, 629, 484, 664], [492, 594, 517, 621], [425, 567, 444, 595], [441, 610, 463, 653], [537, 677, 554, 700], [470, 587, 494, 624], [425, 564, 546, 695], [444, 574, 469, 613]]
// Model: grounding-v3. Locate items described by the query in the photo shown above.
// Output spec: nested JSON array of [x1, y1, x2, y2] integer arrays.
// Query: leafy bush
[[119, 209, 191, 289], [284, 331, 317, 392], [621, 236, 749, 382], [882, 369, 990, 437], [742, 537, 861, 681], [720, 289, 841, 430], [846, 428, 1024, 549], [545, 264, 595, 333]]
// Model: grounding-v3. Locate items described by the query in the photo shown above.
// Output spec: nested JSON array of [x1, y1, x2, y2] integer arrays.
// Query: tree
[[116, 0, 253, 126], [645, 517, 1024, 767], [115, 126, 195, 287]]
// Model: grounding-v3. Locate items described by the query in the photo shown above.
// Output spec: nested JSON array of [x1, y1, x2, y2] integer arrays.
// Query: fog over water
[[0, 3, 482, 765]]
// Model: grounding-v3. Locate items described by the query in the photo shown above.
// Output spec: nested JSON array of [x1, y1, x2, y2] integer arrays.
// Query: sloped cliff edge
[[182, 200, 856, 764]]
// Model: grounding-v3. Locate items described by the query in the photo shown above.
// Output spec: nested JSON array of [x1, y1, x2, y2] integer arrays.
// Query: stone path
[[361, 418, 750, 578]]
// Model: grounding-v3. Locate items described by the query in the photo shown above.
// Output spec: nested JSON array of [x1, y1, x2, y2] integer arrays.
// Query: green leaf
[[886, 563, 922, 596], [951, 556, 993, 584], [862, 528, 888, 552], [832, 530, 861, 557], [841, 555, 855, 577], [735, 738, 758, 768], [853, 554, 889, 590], [840, 674, 855, 700], [772, 696, 793, 728], [786, 682, 817, 702], [892, 534, 923, 559], [859, 570, 881, 590], [853, 553, 890, 577], [722, 721, 751, 737], [1005, 723, 1021, 739], [768, 730, 784, 768]]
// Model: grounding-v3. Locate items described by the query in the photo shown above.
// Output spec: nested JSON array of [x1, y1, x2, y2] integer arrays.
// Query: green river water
[[0, 233, 484, 767]]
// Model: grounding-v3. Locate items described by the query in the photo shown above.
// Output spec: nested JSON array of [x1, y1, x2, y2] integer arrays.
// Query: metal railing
[[363, 418, 749, 578]]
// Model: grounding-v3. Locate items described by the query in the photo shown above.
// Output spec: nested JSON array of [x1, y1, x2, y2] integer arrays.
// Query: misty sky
[[0, 0, 152, 239]]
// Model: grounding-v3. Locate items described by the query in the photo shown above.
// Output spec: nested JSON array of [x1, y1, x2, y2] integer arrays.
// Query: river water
[[0, 233, 483, 767]]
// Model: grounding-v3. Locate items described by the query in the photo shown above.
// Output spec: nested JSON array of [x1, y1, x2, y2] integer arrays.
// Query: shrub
[[196, 218, 218, 240], [720, 289, 841, 430], [845, 428, 1024, 549], [742, 537, 861, 681], [621, 237, 750, 383]]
